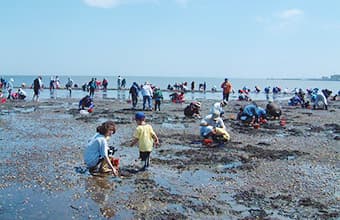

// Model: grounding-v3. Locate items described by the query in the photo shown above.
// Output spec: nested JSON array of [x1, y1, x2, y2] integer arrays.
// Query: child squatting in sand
[[129, 112, 159, 171]]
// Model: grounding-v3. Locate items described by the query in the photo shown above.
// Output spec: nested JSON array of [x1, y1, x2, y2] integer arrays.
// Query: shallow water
[[161, 122, 186, 129], [2, 86, 296, 103]]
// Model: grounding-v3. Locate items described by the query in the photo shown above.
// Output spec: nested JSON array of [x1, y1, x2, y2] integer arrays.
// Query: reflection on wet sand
[[85, 175, 116, 218]]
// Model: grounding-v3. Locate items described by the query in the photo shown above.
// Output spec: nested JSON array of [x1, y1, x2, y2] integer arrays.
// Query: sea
[[1, 75, 339, 101]]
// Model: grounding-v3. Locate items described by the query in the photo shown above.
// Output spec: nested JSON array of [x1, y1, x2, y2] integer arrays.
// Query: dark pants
[[132, 94, 138, 108], [139, 151, 151, 168], [7, 89, 12, 99], [154, 100, 161, 111], [89, 88, 95, 98], [223, 93, 230, 101]]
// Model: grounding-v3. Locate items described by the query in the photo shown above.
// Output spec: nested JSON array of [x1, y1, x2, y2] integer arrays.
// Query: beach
[[0, 97, 339, 219]]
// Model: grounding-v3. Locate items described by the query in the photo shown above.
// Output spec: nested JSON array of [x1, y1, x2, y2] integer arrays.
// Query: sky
[[0, 0, 340, 79]]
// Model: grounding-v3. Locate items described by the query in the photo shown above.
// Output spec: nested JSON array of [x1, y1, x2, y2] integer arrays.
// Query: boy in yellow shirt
[[130, 112, 159, 171]]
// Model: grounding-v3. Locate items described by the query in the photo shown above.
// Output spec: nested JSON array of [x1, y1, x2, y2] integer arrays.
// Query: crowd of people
[[1, 75, 339, 176]]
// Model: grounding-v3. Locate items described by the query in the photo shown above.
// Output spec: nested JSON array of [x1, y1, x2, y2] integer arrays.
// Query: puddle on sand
[[161, 123, 185, 129], [0, 185, 86, 219], [218, 161, 243, 169], [0, 182, 135, 220], [98, 117, 108, 124], [153, 167, 219, 195], [13, 107, 36, 113], [275, 132, 288, 137], [287, 155, 296, 160]]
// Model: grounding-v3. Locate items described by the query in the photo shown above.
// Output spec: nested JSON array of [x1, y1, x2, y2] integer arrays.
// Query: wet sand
[[0, 97, 339, 219]]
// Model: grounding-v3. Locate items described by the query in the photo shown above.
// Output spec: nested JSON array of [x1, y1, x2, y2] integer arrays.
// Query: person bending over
[[79, 95, 94, 111], [266, 101, 282, 119], [238, 103, 266, 126], [184, 102, 201, 118], [200, 110, 230, 143], [84, 121, 119, 175]]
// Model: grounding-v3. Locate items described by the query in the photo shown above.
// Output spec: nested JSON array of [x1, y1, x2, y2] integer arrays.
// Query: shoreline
[[0, 97, 339, 219]]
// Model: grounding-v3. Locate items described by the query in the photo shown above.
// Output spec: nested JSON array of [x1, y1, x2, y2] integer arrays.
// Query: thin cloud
[[83, 0, 122, 8], [83, 0, 188, 8], [256, 8, 304, 31], [277, 9, 304, 20], [175, 0, 190, 8]]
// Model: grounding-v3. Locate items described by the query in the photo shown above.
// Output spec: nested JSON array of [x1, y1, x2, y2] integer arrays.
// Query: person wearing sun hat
[[209, 100, 228, 117], [200, 110, 230, 142], [184, 101, 201, 118], [129, 112, 160, 171]]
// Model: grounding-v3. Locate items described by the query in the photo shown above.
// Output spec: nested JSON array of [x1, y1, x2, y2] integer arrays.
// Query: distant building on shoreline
[[321, 74, 340, 81]]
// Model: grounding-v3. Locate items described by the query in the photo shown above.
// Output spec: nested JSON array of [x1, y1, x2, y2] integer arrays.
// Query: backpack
[[154, 90, 162, 99], [129, 85, 138, 95]]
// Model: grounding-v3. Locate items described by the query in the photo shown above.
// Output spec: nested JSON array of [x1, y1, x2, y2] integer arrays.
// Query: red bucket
[[253, 124, 260, 129], [203, 138, 213, 145], [110, 158, 120, 168]]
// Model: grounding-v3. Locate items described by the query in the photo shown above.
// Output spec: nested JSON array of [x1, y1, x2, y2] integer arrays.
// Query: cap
[[135, 112, 145, 120]]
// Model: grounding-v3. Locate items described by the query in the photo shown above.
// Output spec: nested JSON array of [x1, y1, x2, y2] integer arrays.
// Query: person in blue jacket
[[79, 95, 94, 111], [237, 103, 266, 125]]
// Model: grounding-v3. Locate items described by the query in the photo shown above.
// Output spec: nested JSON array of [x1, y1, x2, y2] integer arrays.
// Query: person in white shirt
[[209, 100, 228, 117], [17, 88, 27, 99], [200, 110, 230, 142], [6, 78, 14, 99], [65, 77, 73, 96], [141, 82, 153, 111]]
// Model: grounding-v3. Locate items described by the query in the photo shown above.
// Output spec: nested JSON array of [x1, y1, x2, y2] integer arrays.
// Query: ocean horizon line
[[0, 73, 329, 81]]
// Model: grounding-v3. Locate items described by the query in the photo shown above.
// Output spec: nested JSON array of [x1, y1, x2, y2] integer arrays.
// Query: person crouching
[[83, 121, 119, 175], [184, 101, 201, 118], [200, 110, 230, 143], [266, 101, 282, 119]]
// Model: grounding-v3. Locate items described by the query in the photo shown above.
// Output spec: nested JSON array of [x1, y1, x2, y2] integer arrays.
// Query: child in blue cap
[[129, 112, 159, 171]]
